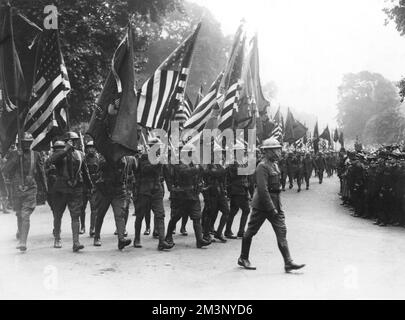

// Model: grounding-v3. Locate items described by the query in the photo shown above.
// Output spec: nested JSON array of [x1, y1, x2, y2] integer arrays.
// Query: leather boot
[[180, 216, 188, 235], [134, 217, 142, 248], [214, 214, 227, 243], [194, 220, 211, 248], [238, 236, 255, 270], [225, 214, 236, 239], [165, 218, 176, 245], [118, 238, 132, 250], [156, 218, 173, 250], [72, 220, 84, 252], [278, 242, 305, 272], [17, 216, 30, 251]]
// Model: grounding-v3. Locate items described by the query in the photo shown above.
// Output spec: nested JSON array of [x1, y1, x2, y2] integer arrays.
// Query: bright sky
[[191, 0, 405, 128]]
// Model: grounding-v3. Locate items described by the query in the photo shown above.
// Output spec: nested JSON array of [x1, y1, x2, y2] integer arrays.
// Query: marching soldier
[[45, 141, 65, 214], [2, 133, 47, 252], [279, 151, 288, 191], [133, 138, 173, 250], [92, 154, 133, 250], [81, 140, 100, 237], [224, 142, 251, 239], [314, 152, 327, 184], [238, 138, 305, 272], [303, 152, 315, 190], [201, 142, 230, 243], [49, 131, 93, 252], [165, 144, 211, 249]]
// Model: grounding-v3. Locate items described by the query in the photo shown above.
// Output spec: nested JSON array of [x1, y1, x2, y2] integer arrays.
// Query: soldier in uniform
[[238, 138, 305, 272], [303, 152, 314, 190], [45, 141, 65, 214], [133, 138, 173, 250], [93, 154, 133, 250], [49, 132, 93, 252], [224, 142, 251, 239], [165, 145, 211, 249], [201, 142, 230, 243], [2, 133, 47, 251], [314, 152, 327, 184], [278, 151, 288, 191], [81, 140, 100, 237]]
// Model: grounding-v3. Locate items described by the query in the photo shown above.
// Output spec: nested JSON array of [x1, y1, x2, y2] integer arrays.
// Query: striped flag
[[184, 72, 223, 133], [270, 107, 283, 142], [218, 23, 245, 131], [137, 23, 201, 130], [195, 85, 204, 107], [24, 29, 70, 151], [173, 94, 193, 127]]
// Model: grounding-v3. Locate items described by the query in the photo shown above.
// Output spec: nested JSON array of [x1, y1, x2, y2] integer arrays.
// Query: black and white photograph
[[1, 0, 405, 303]]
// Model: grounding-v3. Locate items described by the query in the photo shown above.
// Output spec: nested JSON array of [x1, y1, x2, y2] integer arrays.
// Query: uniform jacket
[[49, 147, 92, 193], [3, 149, 47, 196], [251, 158, 281, 212], [167, 162, 202, 200], [226, 161, 250, 197], [135, 154, 162, 196]]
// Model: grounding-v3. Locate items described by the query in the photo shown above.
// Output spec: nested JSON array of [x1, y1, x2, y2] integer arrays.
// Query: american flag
[[24, 29, 70, 150], [173, 94, 193, 127], [270, 107, 283, 142], [218, 24, 245, 131], [184, 72, 223, 133], [137, 23, 201, 130]]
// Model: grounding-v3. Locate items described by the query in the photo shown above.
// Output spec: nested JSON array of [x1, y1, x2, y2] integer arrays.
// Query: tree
[[11, 0, 182, 124], [138, 1, 230, 103], [336, 71, 401, 143]]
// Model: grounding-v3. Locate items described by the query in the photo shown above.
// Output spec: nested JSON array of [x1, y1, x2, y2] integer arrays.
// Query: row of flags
[[0, 2, 344, 163]]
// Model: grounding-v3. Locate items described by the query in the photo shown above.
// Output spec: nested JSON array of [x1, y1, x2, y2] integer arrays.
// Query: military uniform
[[3, 147, 47, 251], [133, 153, 172, 250], [303, 154, 315, 190], [49, 144, 92, 251], [238, 137, 304, 272], [278, 155, 288, 191], [165, 160, 210, 248], [93, 155, 133, 249], [314, 154, 327, 184], [224, 161, 251, 238]]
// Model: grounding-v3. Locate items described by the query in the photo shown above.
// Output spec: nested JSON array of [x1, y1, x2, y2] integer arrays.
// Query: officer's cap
[[64, 131, 80, 140], [53, 140, 65, 149]]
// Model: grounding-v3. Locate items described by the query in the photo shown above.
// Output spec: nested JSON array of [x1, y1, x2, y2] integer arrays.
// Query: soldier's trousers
[[317, 169, 324, 184], [202, 194, 230, 236], [94, 190, 127, 241], [280, 171, 287, 190], [304, 172, 311, 188], [352, 187, 364, 216], [241, 194, 292, 264], [80, 190, 97, 232], [166, 198, 204, 243], [52, 188, 83, 245], [225, 195, 250, 235], [134, 190, 165, 242], [14, 187, 37, 247]]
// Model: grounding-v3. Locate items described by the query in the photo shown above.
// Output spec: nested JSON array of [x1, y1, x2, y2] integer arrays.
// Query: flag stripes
[[183, 73, 223, 133], [24, 30, 70, 150], [173, 95, 192, 124], [218, 81, 241, 130], [137, 70, 179, 128]]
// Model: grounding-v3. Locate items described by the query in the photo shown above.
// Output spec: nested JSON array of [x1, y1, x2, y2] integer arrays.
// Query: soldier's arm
[[255, 163, 276, 212], [81, 157, 94, 190], [48, 145, 72, 164]]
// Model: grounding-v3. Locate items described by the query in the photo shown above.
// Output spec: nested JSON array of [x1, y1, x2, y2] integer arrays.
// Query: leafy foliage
[[11, 0, 182, 124], [337, 71, 403, 143]]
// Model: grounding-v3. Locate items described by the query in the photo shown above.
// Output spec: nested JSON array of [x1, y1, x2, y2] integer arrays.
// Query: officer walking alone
[[238, 138, 305, 272]]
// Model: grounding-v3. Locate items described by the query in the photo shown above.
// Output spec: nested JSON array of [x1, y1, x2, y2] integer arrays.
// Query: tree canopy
[[337, 71, 403, 144]]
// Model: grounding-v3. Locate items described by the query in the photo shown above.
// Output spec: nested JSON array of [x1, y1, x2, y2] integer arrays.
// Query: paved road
[[1, 175, 405, 300]]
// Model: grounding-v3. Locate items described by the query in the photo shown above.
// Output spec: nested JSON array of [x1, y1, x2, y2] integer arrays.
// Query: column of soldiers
[[1, 130, 331, 260], [338, 146, 405, 227]]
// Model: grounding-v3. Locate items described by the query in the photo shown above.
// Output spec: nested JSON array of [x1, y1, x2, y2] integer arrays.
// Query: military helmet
[[85, 140, 94, 147], [53, 140, 65, 149], [260, 137, 282, 149], [21, 132, 33, 142], [64, 131, 80, 140]]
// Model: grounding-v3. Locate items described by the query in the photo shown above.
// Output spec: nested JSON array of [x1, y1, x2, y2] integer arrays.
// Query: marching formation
[[338, 145, 405, 227]]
